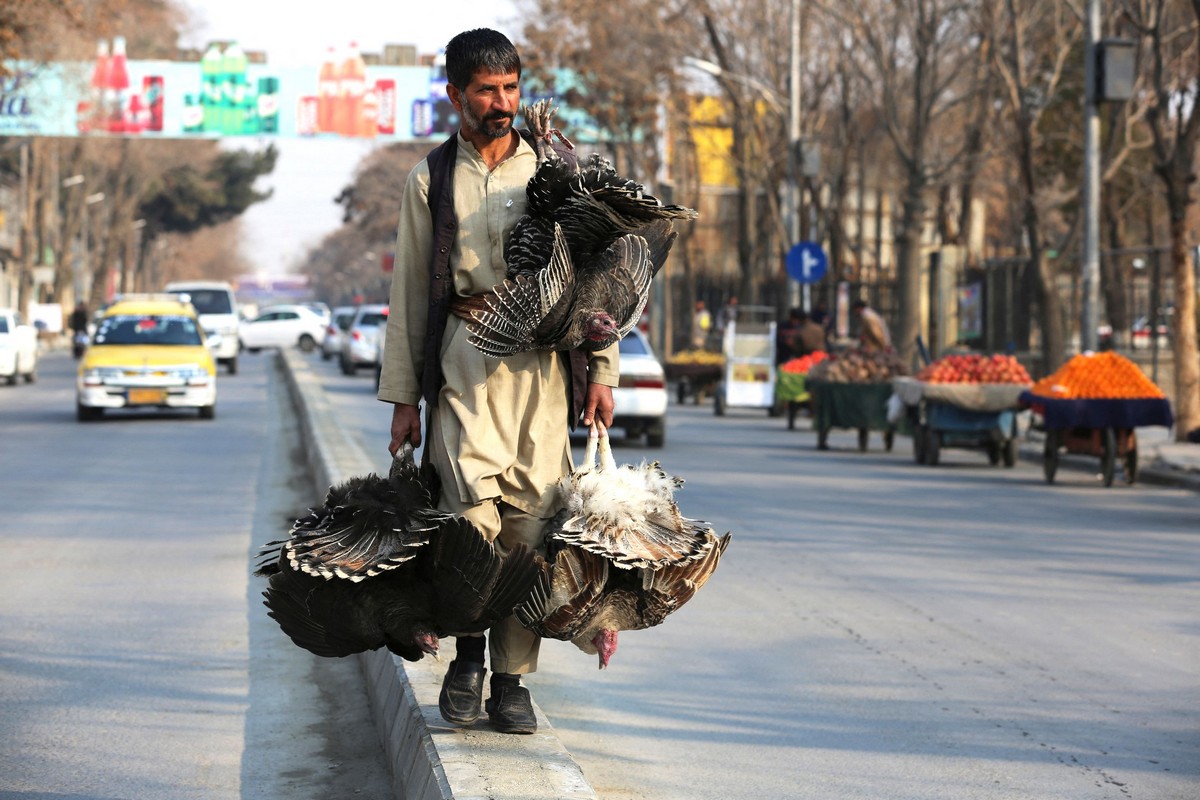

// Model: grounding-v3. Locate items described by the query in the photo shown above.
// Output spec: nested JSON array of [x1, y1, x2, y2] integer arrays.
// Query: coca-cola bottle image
[[105, 35, 130, 133], [125, 93, 145, 134], [374, 79, 396, 136], [77, 38, 109, 133], [359, 83, 378, 138], [317, 47, 338, 133], [335, 42, 366, 136]]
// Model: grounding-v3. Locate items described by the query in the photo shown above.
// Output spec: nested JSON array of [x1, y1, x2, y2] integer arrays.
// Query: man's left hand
[[581, 382, 614, 429]]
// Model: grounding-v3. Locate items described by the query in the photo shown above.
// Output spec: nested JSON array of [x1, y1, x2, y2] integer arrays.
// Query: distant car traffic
[[321, 305, 357, 361], [76, 294, 218, 421], [163, 281, 242, 374], [612, 328, 667, 447], [340, 304, 388, 375], [0, 307, 38, 385], [239, 304, 326, 353]]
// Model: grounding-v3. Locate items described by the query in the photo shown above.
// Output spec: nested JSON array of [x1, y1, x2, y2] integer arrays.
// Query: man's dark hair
[[852, 299, 868, 311], [444, 29, 522, 90]]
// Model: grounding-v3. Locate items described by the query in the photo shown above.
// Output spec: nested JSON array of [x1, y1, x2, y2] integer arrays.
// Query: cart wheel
[[1043, 430, 1059, 484], [817, 426, 829, 451], [787, 402, 797, 430], [884, 429, 895, 452], [1124, 447, 1138, 484], [1002, 437, 1017, 468], [926, 428, 941, 466], [676, 380, 688, 404], [768, 402, 782, 418], [858, 428, 869, 452], [913, 425, 927, 464], [714, 390, 725, 416], [986, 442, 1001, 466], [1100, 428, 1117, 487]]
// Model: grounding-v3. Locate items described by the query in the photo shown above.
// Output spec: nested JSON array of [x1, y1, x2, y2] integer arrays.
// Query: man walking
[[377, 28, 617, 735]]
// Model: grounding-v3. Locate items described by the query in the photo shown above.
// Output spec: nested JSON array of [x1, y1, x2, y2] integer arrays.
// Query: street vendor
[[853, 299, 892, 352]]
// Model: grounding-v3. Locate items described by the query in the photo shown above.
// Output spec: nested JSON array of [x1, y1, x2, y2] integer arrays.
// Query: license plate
[[128, 388, 166, 405]]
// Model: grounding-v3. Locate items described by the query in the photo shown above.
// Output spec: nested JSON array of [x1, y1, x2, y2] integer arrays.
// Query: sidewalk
[[277, 350, 598, 800]]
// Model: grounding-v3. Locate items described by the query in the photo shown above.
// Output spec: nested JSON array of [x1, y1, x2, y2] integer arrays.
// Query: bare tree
[[1121, 0, 1200, 439]]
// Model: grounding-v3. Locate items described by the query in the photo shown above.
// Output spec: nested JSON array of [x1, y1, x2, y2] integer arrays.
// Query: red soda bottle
[[336, 41, 366, 136], [88, 39, 109, 131], [106, 35, 130, 133], [374, 79, 395, 135], [142, 75, 164, 131]]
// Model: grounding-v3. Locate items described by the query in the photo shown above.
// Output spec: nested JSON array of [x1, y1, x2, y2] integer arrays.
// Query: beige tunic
[[378, 131, 619, 517]]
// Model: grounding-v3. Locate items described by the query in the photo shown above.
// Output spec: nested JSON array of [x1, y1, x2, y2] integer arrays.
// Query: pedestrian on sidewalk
[[376, 27, 617, 735]]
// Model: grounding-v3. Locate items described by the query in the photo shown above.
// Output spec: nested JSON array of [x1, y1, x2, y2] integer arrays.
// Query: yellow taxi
[[76, 294, 218, 421]]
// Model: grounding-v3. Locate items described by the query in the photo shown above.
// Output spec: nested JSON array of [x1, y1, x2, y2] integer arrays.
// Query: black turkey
[[454, 99, 698, 356], [255, 445, 544, 661], [516, 425, 731, 668]]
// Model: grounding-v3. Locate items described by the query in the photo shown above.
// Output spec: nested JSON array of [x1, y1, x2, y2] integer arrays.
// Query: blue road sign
[[786, 241, 828, 284]]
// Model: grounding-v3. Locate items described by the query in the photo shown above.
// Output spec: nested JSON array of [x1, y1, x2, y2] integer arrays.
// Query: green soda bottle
[[221, 41, 248, 135], [200, 42, 223, 132]]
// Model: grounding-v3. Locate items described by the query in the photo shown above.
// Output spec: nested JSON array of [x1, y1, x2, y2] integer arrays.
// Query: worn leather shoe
[[485, 684, 538, 734], [439, 660, 485, 726]]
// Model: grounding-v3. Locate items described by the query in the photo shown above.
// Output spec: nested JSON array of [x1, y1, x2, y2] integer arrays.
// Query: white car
[[612, 328, 668, 447], [321, 305, 357, 360], [239, 304, 327, 353], [340, 304, 389, 375], [163, 281, 242, 374], [0, 308, 38, 385]]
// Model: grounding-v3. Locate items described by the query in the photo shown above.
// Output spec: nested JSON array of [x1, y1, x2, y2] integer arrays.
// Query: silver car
[[340, 304, 389, 375], [321, 306, 357, 361]]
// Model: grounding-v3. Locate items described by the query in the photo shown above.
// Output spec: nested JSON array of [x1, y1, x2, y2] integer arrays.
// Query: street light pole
[[788, 0, 804, 312], [1081, 0, 1101, 352]]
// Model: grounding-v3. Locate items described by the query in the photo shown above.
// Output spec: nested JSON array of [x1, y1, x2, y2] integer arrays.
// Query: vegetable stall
[[805, 348, 905, 451]]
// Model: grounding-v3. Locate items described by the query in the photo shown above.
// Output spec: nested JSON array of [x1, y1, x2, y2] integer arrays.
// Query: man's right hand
[[389, 403, 422, 456]]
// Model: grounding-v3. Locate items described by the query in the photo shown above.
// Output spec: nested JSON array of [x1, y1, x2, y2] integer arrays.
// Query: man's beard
[[462, 103, 514, 140]]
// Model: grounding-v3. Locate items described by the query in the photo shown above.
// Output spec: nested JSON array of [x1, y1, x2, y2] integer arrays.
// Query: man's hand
[[389, 403, 422, 456], [581, 382, 614, 429]]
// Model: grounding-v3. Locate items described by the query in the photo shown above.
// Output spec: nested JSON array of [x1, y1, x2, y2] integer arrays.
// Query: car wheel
[[199, 404, 216, 420], [647, 419, 665, 448], [340, 355, 355, 376], [4, 372, 15, 386], [247, 347, 261, 354], [298, 334, 316, 352], [77, 404, 103, 422], [23, 365, 36, 384], [225, 357, 238, 375]]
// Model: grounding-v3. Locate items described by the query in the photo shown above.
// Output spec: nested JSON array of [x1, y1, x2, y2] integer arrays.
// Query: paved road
[[311, 356, 1200, 800], [0, 351, 391, 800]]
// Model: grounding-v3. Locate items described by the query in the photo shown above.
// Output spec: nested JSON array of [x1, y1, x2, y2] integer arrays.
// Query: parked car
[[340, 304, 389, 375], [0, 307, 38, 385], [304, 301, 332, 325], [321, 305, 357, 361], [76, 294, 217, 420], [163, 280, 242, 374], [612, 328, 667, 447], [1131, 314, 1170, 350], [374, 320, 387, 388], [239, 304, 327, 353]]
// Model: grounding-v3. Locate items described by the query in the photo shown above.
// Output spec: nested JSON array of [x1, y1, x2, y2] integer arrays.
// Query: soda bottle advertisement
[[0, 38, 602, 143]]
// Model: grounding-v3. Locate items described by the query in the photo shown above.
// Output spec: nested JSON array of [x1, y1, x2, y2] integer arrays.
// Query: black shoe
[[486, 683, 537, 734], [439, 660, 486, 726]]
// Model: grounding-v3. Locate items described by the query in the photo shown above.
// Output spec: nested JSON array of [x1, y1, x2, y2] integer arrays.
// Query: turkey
[[516, 424, 731, 668], [453, 99, 698, 356], [255, 445, 544, 661]]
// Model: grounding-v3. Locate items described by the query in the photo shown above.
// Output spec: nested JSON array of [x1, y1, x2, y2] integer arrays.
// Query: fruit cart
[[894, 377, 1028, 467], [1020, 351, 1174, 487], [714, 306, 778, 416], [1021, 393, 1173, 486], [775, 352, 826, 430], [807, 379, 896, 451], [664, 359, 723, 405]]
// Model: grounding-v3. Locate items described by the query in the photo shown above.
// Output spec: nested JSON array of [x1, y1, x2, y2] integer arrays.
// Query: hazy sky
[[175, 0, 519, 277]]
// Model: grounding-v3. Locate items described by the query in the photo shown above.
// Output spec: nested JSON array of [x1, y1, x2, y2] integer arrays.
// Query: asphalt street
[[311, 355, 1200, 800], [0, 352, 392, 800]]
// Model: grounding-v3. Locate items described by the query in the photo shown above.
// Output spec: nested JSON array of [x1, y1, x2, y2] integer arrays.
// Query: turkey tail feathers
[[466, 223, 575, 356]]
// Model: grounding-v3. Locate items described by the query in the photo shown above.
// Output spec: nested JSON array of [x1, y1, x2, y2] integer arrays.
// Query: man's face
[[451, 69, 520, 140]]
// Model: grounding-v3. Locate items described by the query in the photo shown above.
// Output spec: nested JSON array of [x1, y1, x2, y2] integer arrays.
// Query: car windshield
[[0, 317, 8, 334], [618, 333, 651, 356], [335, 311, 355, 330], [358, 311, 388, 327], [169, 290, 232, 314], [94, 314, 204, 346]]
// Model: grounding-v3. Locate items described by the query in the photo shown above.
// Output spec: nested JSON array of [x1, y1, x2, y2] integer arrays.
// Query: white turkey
[[452, 99, 698, 356], [255, 445, 544, 662], [517, 424, 731, 668]]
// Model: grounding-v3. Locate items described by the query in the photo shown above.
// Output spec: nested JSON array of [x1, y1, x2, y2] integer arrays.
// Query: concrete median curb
[[277, 350, 598, 800]]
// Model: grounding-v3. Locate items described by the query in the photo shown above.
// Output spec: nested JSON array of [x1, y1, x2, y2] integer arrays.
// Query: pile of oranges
[[780, 351, 828, 374], [1029, 352, 1165, 399]]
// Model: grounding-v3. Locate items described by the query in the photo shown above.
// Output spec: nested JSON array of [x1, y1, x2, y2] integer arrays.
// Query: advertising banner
[[0, 39, 602, 143]]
